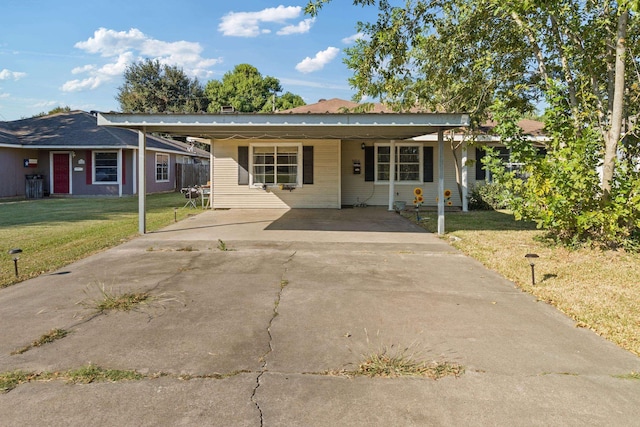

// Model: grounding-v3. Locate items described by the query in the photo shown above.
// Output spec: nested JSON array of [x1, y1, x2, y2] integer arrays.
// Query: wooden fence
[[176, 163, 209, 189]]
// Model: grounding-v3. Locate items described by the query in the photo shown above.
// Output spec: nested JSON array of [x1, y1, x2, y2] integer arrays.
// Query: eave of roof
[[97, 112, 470, 140]]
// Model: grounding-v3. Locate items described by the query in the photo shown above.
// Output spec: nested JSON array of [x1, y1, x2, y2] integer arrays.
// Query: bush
[[468, 183, 510, 210]]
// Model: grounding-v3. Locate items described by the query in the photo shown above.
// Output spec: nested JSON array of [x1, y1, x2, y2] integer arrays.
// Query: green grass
[[11, 328, 69, 355], [89, 286, 151, 313], [0, 193, 201, 288], [405, 209, 640, 356], [0, 365, 145, 393]]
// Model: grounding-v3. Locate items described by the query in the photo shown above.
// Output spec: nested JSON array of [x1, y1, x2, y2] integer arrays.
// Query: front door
[[53, 153, 70, 194]]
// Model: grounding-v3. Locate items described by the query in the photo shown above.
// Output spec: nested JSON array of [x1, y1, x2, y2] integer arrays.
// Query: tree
[[32, 106, 72, 117], [117, 59, 206, 113], [308, 1, 640, 247], [205, 64, 305, 113]]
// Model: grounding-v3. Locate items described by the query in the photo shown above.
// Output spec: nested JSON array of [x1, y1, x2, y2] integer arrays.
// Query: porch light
[[524, 253, 539, 285], [361, 143, 366, 150], [8, 248, 22, 277]]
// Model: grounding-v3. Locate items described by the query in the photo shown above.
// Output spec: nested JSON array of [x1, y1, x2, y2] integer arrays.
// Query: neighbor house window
[[156, 153, 169, 182], [93, 151, 118, 183], [375, 143, 422, 183], [250, 143, 302, 187]]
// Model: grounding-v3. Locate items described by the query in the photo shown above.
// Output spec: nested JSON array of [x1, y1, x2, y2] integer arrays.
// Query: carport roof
[[97, 112, 470, 140]]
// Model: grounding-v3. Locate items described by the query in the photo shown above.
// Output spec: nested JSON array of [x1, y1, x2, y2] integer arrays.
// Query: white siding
[[212, 139, 340, 209], [340, 139, 477, 208]]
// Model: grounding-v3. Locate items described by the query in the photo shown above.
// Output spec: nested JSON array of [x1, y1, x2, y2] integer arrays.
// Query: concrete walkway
[[1, 208, 639, 426]]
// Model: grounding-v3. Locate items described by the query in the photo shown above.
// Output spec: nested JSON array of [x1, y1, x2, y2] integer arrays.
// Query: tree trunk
[[602, 10, 629, 200]]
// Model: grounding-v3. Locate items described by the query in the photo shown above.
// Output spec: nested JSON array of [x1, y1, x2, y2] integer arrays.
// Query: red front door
[[53, 153, 70, 194]]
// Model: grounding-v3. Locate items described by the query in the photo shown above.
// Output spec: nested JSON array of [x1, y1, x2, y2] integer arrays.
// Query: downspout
[[388, 140, 396, 211], [138, 129, 146, 234], [438, 129, 445, 235]]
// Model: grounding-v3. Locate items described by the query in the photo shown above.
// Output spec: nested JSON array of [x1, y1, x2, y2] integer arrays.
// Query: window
[[156, 153, 169, 182], [94, 152, 118, 183], [250, 144, 302, 187], [375, 143, 422, 183]]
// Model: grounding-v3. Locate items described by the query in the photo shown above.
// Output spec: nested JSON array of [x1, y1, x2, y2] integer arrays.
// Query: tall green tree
[[308, 0, 640, 247], [117, 59, 207, 113], [205, 64, 305, 113]]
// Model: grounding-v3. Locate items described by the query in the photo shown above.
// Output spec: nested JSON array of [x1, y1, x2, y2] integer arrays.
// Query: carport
[[97, 112, 470, 235]]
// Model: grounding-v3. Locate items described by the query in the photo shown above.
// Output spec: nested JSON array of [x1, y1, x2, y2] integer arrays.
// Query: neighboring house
[[0, 111, 209, 198]]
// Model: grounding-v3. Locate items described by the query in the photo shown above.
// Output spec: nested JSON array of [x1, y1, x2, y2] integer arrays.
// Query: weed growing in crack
[[314, 328, 464, 379], [11, 328, 69, 355], [326, 347, 464, 379], [79, 284, 150, 313], [217, 239, 235, 251], [615, 372, 640, 380], [0, 366, 249, 393], [65, 364, 145, 384], [176, 246, 198, 252]]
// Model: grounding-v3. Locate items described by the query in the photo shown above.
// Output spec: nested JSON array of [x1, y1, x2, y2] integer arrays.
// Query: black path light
[[8, 248, 22, 277], [525, 253, 539, 286]]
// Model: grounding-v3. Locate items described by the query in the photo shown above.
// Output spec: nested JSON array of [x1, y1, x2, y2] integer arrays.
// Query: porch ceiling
[[97, 112, 470, 140]]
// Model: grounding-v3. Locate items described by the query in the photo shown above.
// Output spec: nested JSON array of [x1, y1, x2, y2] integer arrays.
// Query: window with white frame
[[156, 153, 169, 182], [375, 143, 422, 183], [250, 143, 302, 187], [93, 151, 118, 183]]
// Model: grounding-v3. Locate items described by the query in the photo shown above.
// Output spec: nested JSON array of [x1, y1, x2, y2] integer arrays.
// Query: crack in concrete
[[251, 251, 296, 426], [9, 254, 200, 357]]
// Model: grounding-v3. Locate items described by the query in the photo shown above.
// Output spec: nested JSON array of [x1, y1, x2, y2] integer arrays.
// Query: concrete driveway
[[1, 208, 639, 426]]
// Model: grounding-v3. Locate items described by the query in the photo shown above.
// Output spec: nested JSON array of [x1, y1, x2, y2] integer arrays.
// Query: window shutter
[[303, 146, 314, 185], [475, 148, 486, 181], [122, 151, 126, 185], [85, 150, 92, 185], [238, 146, 249, 185], [423, 146, 434, 182], [364, 146, 374, 182]]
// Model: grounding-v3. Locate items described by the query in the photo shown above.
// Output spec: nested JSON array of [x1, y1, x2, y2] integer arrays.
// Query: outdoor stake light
[[8, 248, 22, 277], [174, 207, 178, 223], [525, 253, 539, 285]]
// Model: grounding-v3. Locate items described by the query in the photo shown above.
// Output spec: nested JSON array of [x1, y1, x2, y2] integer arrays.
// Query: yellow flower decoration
[[447, 201, 453, 206], [413, 187, 423, 197], [443, 189, 452, 198], [416, 195, 424, 203]]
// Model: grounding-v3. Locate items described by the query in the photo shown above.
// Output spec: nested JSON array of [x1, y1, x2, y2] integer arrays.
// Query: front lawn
[[0, 193, 200, 288], [406, 209, 640, 357]]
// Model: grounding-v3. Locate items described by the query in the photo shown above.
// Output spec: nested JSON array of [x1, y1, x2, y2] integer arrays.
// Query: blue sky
[[0, 0, 388, 121]]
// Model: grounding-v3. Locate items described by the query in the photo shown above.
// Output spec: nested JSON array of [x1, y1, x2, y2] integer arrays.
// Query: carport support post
[[388, 140, 396, 211], [462, 143, 468, 212], [138, 129, 147, 234], [438, 129, 445, 235]]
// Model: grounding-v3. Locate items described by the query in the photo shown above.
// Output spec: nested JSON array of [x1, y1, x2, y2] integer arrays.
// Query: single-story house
[[96, 98, 544, 234], [0, 110, 209, 198]]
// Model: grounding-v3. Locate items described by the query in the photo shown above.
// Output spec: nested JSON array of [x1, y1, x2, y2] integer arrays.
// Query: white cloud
[[63, 28, 221, 92], [33, 100, 59, 108], [219, 6, 304, 37], [342, 32, 367, 44], [295, 47, 340, 74], [277, 18, 315, 35], [0, 93, 10, 99], [0, 69, 27, 80], [71, 64, 96, 74]]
